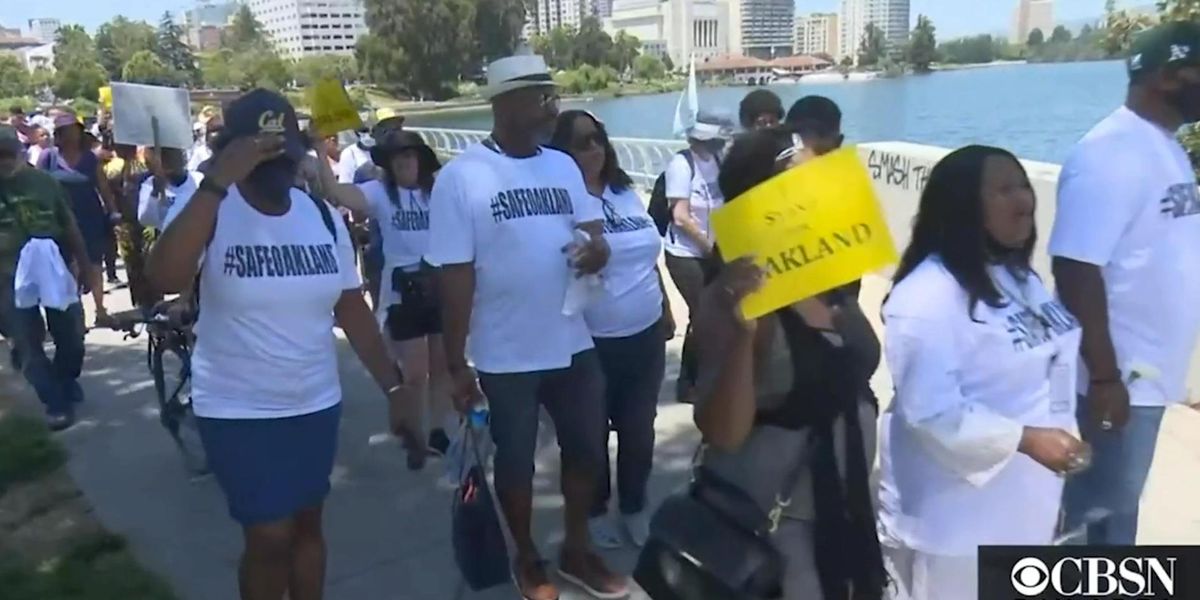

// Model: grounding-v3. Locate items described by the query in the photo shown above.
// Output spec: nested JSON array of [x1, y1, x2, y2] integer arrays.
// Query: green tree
[[356, 33, 409, 89], [155, 12, 200, 86], [30, 67, 55, 96], [662, 54, 675, 72], [532, 25, 578, 70], [363, 0, 477, 100], [53, 25, 107, 101], [94, 17, 157, 81], [632, 54, 665, 81], [839, 55, 854, 75], [1159, 0, 1200, 20], [907, 15, 938, 73], [1027, 28, 1045, 46], [473, 0, 527, 64], [572, 17, 614, 68], [938, 35, 998, 64], [0, 55, 31, 98], [608, 30, 642, 74], [858, 23, 886, 67], [294, 54, 358, 86], [122, 50, 174, 85], [224, 4, 270, 51], [1050, 25, 1073, 44]]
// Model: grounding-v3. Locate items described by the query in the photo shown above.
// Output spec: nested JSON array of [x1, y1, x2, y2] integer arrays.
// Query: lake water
[[407, 60, 1129, 165]]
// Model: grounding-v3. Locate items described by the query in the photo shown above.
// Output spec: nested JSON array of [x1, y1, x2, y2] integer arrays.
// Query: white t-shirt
[[186, 144, 212, 172], [165, 186, 360, 419], [1049, 106, 1200, 407], [663, 150, 723, 258], [585, 186, 664, 338], [425, 142, 604, 374], [882, 257, 1081, 555], [138, 172, 202, 230], [337, 143, 373, 184], [357, 180, 430, 270]]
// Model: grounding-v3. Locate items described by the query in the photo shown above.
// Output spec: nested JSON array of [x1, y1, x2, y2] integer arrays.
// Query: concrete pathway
[[6, 274, 1200, 600]]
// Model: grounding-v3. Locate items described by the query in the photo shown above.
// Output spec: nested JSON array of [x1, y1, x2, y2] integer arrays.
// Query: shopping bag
[[451, 426, 510, 591]]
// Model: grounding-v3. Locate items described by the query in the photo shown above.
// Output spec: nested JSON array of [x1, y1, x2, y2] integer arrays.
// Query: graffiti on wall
[[867, 150, 933, 193]]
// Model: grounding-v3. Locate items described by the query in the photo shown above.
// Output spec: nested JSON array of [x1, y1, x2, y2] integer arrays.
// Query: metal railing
[[409, 127, 687, 189]]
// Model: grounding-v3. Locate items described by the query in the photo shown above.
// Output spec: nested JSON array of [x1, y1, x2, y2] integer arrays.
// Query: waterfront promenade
[[4, 138, 1200, 599]]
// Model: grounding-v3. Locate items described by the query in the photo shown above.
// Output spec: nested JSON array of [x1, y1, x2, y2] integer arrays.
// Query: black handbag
[[634, 450, 809, 600], [451, 427, 511, 591]]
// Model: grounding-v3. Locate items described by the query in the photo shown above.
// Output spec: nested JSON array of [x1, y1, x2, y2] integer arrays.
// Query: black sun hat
[[370, 129, 441, 172]]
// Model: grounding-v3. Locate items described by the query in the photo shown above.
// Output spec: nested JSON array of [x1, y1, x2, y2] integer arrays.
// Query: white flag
[[672, 55, 698, 138]]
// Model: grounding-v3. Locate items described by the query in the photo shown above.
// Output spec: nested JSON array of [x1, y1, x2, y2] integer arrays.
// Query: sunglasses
[[775, 134, 805, 164], [539, 91, 561, 110], [570, 131, 606, 151]]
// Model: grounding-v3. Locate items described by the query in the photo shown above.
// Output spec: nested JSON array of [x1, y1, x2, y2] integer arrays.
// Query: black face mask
[[1169, 80, 1200, 124], [245, 157, 297, 205]]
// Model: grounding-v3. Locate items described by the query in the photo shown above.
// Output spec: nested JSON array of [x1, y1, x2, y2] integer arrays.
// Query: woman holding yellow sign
[[637, 128, 886, 600], [879, 145, 1087, 599]]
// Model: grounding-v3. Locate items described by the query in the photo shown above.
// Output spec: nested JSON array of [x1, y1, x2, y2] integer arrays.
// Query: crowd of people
[[1, 19, 1200, 600]]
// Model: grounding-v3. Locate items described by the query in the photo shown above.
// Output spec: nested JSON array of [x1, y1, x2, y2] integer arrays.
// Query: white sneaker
[[588, 515, 624, 550], [622, 511, 651, 548]]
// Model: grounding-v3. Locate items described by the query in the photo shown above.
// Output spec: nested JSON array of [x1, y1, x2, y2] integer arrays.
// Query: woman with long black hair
[[689, 128, 886, 599], [879, 145, 1087, 599], [550, 110, 674, 549], [329, 129, 455, 456]]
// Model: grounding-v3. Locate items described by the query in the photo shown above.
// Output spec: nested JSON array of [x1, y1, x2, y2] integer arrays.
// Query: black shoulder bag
[[633, 430, 809, 599]]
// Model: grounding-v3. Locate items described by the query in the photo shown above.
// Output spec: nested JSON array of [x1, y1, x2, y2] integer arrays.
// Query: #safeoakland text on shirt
[[489, 187, 573, 223], [221, 243, 340, 278]]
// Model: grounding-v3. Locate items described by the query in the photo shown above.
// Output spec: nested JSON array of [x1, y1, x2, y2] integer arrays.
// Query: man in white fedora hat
[[426, 51, 628, 600]]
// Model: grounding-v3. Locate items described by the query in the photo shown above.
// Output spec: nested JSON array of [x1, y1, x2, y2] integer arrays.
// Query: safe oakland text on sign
[[711, 146, 899, 320]]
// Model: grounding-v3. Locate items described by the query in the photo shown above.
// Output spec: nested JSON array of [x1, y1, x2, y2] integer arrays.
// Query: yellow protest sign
[[99, 86, 112, 110], [710, 146, 898, 319], [307, 79, 362, 138]]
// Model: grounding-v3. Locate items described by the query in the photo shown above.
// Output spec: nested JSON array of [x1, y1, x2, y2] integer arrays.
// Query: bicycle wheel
[[151, 334, 208, 476]]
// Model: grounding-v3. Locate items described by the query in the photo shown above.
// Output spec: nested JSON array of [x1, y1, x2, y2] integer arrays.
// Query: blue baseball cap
[[215, 89, 307, 163]]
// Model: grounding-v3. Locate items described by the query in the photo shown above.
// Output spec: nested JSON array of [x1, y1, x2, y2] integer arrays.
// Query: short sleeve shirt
[[663, 150, 723, 258], [1049, 106, 1200, 406], [425, 142, 602, 373]]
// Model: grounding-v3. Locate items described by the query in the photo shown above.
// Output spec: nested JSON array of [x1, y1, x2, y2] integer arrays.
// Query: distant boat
[[800, 71, 879, 84]]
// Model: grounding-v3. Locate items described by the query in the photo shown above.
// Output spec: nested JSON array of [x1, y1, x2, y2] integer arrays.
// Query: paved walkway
[[5, 275, 1200, 599]]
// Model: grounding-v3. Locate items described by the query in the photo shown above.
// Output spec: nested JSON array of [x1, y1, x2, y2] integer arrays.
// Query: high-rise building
[[25, 19, 60, 44], [729, 0, 794, 59], [185, 2, 238, 51], [525, 0, 605, 36], [244, 0, 366, 58], [795, 13, 839, 58], [597, 0, 615, 18], [1012, 0, 1055, 44], [840, 0, 908, 61], [606, 0, 730, 67]]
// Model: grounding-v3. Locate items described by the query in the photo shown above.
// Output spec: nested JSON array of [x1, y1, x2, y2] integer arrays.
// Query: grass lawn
[[0, 411, 177, 600], [0, 414, 65, 494], [0, 534, 176, 600]]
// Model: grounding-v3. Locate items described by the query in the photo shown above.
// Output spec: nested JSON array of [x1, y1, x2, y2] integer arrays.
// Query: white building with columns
[[606, 0, 731, 67]]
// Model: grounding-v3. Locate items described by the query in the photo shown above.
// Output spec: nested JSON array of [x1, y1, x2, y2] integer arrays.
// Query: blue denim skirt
[[197, 403, 341, 526]]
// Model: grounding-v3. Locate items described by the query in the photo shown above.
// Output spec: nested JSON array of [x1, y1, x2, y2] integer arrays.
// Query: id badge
[[1049, 357, 1074, 417]]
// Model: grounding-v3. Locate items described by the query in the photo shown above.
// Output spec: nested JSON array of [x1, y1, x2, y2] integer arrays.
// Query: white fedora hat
[[481, 53, 555, 100]]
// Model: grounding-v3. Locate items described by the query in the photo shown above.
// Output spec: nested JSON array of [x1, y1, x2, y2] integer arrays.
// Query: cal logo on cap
[[1171, 43, 1192, 62], [258, 111, 286, 133]]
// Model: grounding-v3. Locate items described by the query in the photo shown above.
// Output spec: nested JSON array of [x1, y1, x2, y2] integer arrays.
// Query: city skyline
[[0, 0, 1148, 41]]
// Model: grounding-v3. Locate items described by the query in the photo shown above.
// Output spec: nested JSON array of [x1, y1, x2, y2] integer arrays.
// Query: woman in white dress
[[880, 145, 1089, 599]]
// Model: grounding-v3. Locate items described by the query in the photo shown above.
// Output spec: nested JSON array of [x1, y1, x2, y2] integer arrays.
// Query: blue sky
[[1, 1, 1143, 39]]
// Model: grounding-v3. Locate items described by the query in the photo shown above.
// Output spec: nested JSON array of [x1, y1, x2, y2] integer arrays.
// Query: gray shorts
[[478, 350, 607, 492]]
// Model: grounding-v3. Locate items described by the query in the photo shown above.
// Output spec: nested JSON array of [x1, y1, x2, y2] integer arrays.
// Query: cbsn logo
[[979, 547, 1198, 600], [1009, 556, 1175, 598]]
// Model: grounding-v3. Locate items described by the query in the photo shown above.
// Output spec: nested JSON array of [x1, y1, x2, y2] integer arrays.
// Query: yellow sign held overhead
[[307, 79, 362, 138], [99, 86, 113, 110], [710, 146, 899, 320]]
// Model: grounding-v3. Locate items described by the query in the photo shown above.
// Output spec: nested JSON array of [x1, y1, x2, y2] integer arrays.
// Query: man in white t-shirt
[[426, 52, 627, 600], [1051, 22, 1200, 545], [663, 114, 729, 404]]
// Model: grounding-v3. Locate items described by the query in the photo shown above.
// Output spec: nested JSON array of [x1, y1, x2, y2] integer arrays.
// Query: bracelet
[[385, 384, 403, 395]]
